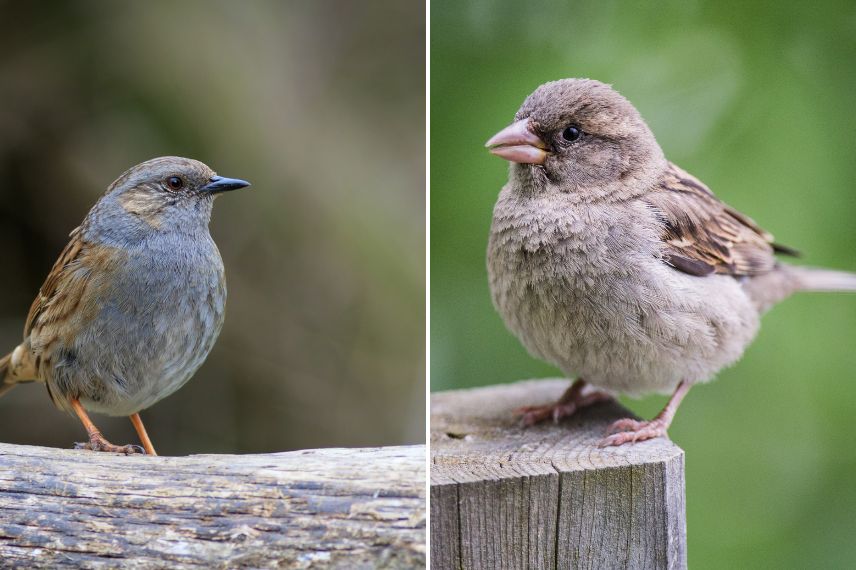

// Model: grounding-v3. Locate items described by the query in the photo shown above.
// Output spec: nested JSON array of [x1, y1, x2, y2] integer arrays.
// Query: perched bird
[[0, 157, 250, 455], [486, 79, 856, 446]]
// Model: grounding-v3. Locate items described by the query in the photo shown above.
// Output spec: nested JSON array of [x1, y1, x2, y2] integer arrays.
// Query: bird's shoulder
[[639, 162, 795, 277], [25, 225, 127, 340]]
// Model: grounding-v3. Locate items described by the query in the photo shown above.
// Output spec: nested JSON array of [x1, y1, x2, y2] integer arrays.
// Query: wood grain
[[431, 379, 686, 570], [0, 443, 425, 568]]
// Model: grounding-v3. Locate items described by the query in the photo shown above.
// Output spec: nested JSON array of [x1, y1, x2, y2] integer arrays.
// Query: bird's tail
[[0, 345, 37, 399], [744, 265, 856, 313], [0, 352, 17, 399], [790, 266, 856, 293]]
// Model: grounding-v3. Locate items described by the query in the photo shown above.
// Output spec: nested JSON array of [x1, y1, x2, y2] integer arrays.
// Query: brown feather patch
[[118, 189, 166, 228], [646, 163, 784, 278], [25, 226, 128, 381]]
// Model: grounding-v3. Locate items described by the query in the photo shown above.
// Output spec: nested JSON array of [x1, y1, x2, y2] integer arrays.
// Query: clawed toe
[[69, 399, 150, 455], [597, 381, 691, 447], [515, 379, 614, 427], [599, 418, 668, 447], [75, 436, 145, 455], [514, 405, 547, 426], [514, 406, 546, 426], [605, 417, 644, 434], [514, 403, 577, 426]]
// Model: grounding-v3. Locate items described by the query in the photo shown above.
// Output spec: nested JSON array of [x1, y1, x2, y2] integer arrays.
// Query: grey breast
[[75, 232, 226, 416]]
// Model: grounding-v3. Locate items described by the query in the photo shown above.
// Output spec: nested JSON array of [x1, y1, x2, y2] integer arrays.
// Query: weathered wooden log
[[0, 443, 425, 568], [431, 379, 686, 570]]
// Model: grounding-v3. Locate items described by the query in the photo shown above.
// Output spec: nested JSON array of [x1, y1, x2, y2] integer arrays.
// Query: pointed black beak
[[202, 175, 251, 194]]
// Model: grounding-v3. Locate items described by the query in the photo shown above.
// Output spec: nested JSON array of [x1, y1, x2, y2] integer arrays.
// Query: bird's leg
[[70, 398, 143, 455], [515, 378, 613, 426], [599, 380, 691, 447], [129, 413, 157, 456]]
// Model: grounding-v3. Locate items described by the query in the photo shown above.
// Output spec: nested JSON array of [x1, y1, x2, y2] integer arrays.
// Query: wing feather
[[644, 163, 794, 278], [24, 226, 88, 338]]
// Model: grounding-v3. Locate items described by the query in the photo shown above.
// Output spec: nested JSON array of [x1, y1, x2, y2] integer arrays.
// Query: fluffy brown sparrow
[[0, 157, 250, 455], [486, 78, 856, 446]]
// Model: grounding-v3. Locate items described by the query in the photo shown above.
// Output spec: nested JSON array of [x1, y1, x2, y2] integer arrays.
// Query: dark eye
[[561, 126, 582, 142], [165, 176, 184, 191]]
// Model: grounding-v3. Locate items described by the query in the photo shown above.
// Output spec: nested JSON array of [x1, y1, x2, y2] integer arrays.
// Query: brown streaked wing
[[644, 163, 788, 278], [24, 226, 88, 338]]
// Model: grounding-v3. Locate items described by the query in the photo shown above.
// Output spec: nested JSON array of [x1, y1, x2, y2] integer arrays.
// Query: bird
[[0, 156, 250, 455], [485, 78, 856, 446]]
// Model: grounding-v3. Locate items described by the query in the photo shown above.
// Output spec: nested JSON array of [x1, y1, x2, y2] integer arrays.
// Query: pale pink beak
[[485, 119, 548, 164]]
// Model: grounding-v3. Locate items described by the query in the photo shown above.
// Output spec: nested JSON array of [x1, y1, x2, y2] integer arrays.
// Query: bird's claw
[[514, 402, 578, 426], [605, 418, 645, 434], [599, 417, 668, 447], [74, 435, 145, 455]]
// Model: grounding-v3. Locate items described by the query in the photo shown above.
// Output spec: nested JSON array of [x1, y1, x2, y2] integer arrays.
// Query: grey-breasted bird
[[486, 79, 856, 446], [0, 156, 250, 455]]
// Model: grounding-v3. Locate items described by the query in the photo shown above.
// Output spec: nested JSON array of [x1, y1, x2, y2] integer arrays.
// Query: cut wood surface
[[0, 443, 425, 569], [431, 379, 686, 570]]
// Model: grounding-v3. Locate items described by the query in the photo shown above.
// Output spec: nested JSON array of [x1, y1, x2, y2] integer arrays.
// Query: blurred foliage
[[0, 1, 425, 453], [431, 0, 856, 566]]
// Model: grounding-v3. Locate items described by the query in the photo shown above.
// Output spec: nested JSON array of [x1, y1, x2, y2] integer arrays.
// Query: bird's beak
[[202, 175, 251, 194], [485, 119, 548, 165]]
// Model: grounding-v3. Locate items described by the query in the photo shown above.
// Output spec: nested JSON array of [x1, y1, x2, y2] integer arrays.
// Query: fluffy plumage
[[486, 79, 856, 445]]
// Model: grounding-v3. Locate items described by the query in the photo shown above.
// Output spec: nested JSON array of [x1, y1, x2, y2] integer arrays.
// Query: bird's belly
[[490, 254, 760, 396], [102, 309, 222, 416], [52, 256, 226, 416]]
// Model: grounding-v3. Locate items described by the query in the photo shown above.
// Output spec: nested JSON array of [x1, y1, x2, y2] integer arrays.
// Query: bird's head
[[88, 156, 251, 240], [486, 79, 665, 201]]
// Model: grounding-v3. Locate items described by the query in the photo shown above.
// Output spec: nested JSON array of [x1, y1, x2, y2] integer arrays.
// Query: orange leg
[[599, 380, 692, 447], [129, 413, 157, 456], [69, 398, 142, 455]]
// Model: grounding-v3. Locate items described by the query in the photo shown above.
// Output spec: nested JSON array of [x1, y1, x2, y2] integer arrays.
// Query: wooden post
[[431, 379, 686, 569], [0, 443, 425, 568]]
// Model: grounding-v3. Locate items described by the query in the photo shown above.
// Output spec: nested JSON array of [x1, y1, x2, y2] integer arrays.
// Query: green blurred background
[[0, 1, 424, 454], [432, 0, 856, 566]]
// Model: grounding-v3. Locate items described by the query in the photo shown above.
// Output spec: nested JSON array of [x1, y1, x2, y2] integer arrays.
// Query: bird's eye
[[561, 126, 582, 142], [165, 176, 184, 191]]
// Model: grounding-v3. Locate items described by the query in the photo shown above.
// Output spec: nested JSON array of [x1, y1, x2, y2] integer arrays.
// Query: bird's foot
[[599, 417, 669, 447], [75, 432, 144, 455], [515, 402, 578, 426], [515, 379, 613, 427], [598, 380, 692, 446]]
